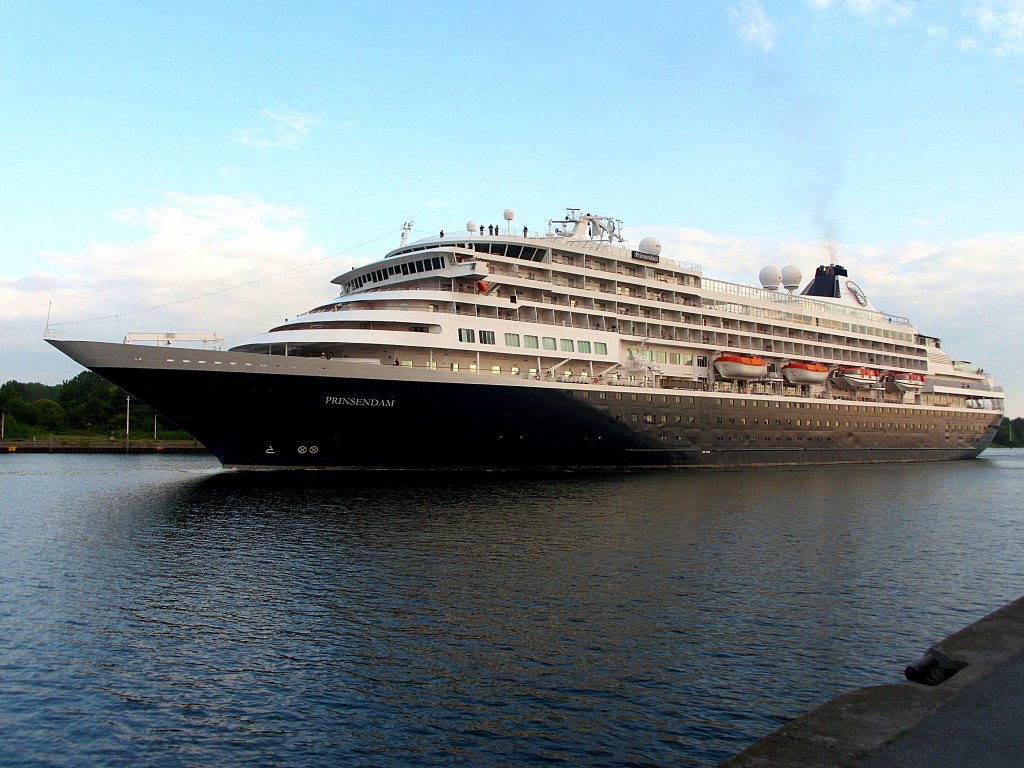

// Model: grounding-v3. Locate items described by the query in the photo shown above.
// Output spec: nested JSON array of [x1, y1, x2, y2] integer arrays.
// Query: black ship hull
[[50, 341, 999, 470]]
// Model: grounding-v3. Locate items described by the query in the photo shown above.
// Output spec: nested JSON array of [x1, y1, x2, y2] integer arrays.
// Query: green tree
[[994, 416, 1023, 447], [30, 399, 66, 431]]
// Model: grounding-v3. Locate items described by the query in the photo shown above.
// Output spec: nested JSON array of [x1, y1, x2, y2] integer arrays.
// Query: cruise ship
[[48, 210, 1003, 469]]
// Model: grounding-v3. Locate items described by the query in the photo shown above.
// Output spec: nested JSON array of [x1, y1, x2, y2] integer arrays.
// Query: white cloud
[[966, 0, 1024, 54], [0, 192, 353, 378], [729, 1, 779, 53], [234, 109, 315, 148]]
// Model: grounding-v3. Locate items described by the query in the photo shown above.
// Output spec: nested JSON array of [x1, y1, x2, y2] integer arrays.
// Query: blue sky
[[2, 0, 1022, 416]]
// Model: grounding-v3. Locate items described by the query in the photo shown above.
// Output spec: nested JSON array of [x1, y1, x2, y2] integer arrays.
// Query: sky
[[1, 0, 1022, 416]]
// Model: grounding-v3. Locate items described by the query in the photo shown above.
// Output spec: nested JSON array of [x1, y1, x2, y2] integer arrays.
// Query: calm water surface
[[2, 450, 1023, 767]]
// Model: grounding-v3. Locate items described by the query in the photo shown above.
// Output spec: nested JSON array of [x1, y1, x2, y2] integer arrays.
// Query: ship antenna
[[400, 221, 413, 247]]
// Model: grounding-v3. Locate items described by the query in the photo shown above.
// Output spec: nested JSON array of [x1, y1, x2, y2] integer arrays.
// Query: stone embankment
[[719, 593, 1024, 767]]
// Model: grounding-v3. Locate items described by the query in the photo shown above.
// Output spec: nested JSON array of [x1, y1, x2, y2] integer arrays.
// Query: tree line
[[1, 372, 190, 440]]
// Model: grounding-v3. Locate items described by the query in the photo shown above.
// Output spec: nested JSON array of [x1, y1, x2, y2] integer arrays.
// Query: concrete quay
[[719, 593, 1024, 767]]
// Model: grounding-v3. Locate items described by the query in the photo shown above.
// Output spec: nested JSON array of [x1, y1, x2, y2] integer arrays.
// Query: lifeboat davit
[[832, 366, 881, 390], [714, 353, 767, 380], [782, 360, 829, 385], [885, 372, 925, 392]]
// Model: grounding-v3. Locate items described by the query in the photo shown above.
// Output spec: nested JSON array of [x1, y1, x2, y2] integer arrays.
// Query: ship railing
[[309, 298, 920, 361], [700, 277, 913, 327]]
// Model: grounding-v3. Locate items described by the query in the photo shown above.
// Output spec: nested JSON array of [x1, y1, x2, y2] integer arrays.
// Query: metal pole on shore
[[125, 396, 130, 453]]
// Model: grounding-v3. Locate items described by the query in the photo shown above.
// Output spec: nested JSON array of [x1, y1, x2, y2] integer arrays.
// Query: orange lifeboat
[[713, 353, 768, 380], [832, 366, 881, 390], [781, 360, 829, 385]]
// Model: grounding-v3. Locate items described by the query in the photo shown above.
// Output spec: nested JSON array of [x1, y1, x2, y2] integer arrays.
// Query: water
[[2, 451, 1023, 767]]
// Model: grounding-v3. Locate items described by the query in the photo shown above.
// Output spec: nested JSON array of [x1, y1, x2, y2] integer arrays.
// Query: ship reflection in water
[[2, 452, 1023, 766]]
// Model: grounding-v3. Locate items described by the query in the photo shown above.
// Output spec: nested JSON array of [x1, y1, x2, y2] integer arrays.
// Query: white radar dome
[[759, 265, 782, 290], [781, 265, 803, 292], [638, 237, 662, 256], [503, 209, 515, 221], [467, 220, 478, 233]]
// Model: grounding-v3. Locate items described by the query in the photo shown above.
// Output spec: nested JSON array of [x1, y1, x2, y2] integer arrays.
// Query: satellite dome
[[759, 265, 782, 290], [638, 236, 662, 256], [781, 265, 803, 292], [467, 220, 478, 233], [503, 209, 515, 221]]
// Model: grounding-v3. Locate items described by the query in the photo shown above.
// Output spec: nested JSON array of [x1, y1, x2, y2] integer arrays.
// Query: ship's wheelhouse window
[[505, 333, 520, 347], [480, 330, 496, 344], [560, 339, 574, 352], [595, 342, 608, 355], [524, 335, 539, 349], [578, 340, 592, 353], [542, 337, 557, 350], [458, 328, 475, 343]]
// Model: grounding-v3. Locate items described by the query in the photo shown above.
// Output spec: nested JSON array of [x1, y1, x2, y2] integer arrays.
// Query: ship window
[[511, 365, 520, 375], [697, 356, 708, 367], [542, 337, 557, 350], [458, 328, 475, 343], [670, 353, 681, 365], [578, 340, 591, 353], [560, 339, 574, 352], [645, 414, 655, 424], [656, 352, 667, 364], [480, 330, 496, 344], [451, 362, 460, 372], [491, 365, 501, 374], [401, 360, 413, 367], [524, 335, 539, 349], [595, 342, 608, 355], [469, 363, 477, 372], [529, 368, 537, 377], [505, 333, 520, 347]]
